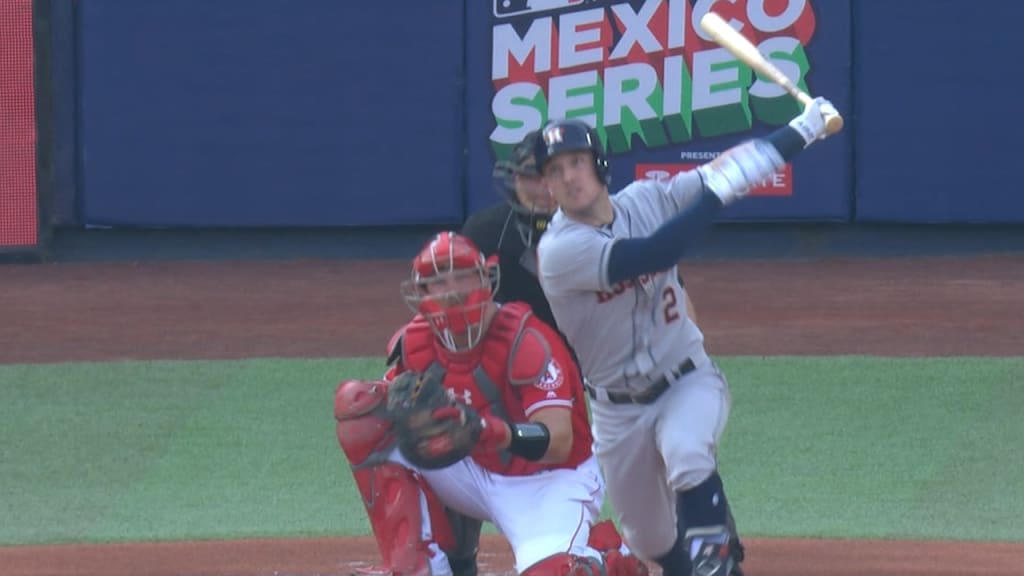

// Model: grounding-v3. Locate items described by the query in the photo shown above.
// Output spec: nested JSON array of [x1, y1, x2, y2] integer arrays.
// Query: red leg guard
[[336, 379, 459, 574], [349, 459, 433, 574], [335, 379, 394, 467]]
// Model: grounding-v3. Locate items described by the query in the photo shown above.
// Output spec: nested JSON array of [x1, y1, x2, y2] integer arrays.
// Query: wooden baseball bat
[[699, 11, 843, 135]]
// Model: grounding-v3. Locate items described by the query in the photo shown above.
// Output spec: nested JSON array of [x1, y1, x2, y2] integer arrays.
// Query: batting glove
[[789, 97, 839, 146]]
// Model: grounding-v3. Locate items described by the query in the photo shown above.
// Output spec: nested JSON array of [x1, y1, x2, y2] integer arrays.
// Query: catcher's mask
[[401, 232, 499, 353], [492, 130, 555, 248]]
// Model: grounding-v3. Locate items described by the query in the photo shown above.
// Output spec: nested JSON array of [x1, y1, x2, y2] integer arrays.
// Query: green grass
[[719, 357, 1024, 541], [1, 356, 1022, 545]]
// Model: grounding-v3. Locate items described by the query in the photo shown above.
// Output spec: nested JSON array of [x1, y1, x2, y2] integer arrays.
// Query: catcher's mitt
[[387, 368, 482, 470]]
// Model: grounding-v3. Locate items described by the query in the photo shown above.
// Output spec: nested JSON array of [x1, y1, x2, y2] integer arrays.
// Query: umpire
[[461, 130, 560, 330]]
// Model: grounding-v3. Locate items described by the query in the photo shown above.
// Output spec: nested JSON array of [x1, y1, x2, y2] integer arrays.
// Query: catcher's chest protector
[[402, 309, 526, 410]]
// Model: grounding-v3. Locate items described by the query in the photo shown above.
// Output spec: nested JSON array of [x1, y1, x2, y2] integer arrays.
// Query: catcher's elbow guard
[[508, 422, 550, 461]]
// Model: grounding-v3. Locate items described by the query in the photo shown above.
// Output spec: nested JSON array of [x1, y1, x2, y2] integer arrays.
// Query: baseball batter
[[535, 100, 838, 576]]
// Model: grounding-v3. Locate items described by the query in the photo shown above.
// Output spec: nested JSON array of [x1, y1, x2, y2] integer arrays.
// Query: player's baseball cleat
[[728, 538, 745, 576], [684, 526, 735, 576], [690, 540, 733, 576]]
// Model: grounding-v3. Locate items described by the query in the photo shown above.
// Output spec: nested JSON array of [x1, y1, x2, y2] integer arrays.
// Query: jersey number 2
[[662, 286, 680, 324]]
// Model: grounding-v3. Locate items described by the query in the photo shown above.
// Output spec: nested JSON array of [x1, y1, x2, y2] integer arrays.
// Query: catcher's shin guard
[[347, 463, 435, 575], [335, 379, 457, 575]]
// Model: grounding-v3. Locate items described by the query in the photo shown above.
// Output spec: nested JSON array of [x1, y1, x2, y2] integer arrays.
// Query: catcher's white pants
[[390, 449, 606, 574]]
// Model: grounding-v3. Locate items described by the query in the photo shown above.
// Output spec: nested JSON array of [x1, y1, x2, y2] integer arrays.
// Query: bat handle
[[823, 114, 844, 135]]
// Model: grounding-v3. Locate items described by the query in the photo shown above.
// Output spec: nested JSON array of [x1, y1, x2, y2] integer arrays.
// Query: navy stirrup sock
[[678, 472, 728, 529], [658, 473, 730, 575]]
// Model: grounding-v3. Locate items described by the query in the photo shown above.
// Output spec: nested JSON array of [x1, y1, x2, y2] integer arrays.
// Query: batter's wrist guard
[[696, 140, 784, 205], [507, 422, 550, 461]]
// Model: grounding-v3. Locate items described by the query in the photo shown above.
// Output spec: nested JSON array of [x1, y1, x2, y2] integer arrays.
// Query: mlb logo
[[494, 0, 587, 19]]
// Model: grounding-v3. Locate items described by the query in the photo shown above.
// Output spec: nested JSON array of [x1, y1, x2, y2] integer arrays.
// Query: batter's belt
[[585, 358, 696, 405]]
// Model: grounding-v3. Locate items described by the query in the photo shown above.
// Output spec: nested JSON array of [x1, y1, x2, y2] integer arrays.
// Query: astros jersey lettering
[[537, 171, 708, 393]]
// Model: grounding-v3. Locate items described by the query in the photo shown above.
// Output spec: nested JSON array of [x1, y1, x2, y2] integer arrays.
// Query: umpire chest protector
[[398, 303, 551, 476]]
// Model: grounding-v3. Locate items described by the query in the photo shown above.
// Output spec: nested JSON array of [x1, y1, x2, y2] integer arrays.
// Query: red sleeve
[[509, 319, 578, 417]]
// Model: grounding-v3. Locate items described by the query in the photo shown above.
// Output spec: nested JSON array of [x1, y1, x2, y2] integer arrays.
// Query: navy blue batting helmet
[[535, 118, 610, 185]]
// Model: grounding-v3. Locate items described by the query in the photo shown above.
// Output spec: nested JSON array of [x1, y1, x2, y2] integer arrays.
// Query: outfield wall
[[36, 0, 1024, 227]]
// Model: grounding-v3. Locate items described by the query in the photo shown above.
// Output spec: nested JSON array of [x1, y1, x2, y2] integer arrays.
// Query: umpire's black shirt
[[460, 202, 558, 331]]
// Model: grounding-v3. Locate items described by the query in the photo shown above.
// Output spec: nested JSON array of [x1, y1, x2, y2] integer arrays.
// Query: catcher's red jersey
[[391, 302, 593, 476]]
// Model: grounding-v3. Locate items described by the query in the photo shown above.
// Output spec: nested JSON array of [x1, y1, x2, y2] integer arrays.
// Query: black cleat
[[685, 526, 735, 576]]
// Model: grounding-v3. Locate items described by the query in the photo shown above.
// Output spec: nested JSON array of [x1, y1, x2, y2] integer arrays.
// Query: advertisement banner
[[0, 0, 39, 249], [466, 0, 852, 221]]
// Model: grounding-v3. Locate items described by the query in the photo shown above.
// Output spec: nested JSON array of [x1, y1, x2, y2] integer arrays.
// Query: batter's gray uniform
[[537, 171, 731, 561]]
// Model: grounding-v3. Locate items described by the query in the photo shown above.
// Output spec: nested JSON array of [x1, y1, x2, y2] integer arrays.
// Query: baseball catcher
[[335, 231, 648, 576]]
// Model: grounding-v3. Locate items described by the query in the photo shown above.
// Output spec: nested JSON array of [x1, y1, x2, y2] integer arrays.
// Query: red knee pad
[[335, 379, 457, 572], [335, 379, 393, 465]]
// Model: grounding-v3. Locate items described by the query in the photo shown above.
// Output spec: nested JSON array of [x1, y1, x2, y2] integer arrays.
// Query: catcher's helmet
[[492, 129, 553, 248], [401, 232, 499, 352], [536, 118, 610, 185]]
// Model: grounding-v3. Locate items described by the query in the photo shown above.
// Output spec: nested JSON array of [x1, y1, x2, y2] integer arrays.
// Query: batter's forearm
[[766, 125, 807, 162], [606, 125, 808, 286], [606, 188, 723, 285]]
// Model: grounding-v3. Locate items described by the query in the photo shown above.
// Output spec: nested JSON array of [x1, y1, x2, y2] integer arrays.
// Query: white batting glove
[[788, 97, 839, 147]]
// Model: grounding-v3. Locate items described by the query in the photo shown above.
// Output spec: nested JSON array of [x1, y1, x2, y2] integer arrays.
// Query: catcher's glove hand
[[387, 369, 483, 470]]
